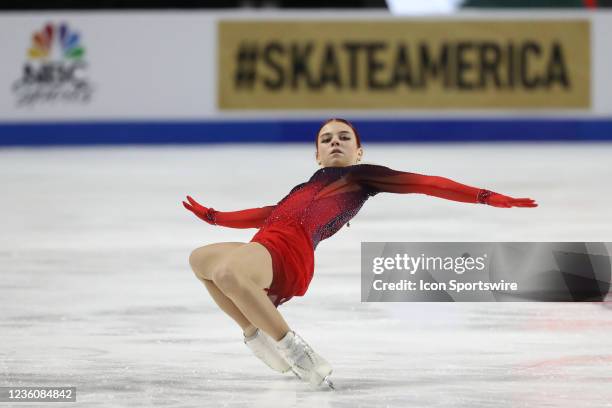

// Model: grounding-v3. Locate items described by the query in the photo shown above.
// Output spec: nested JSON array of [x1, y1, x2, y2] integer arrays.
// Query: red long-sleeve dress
[[207, 164, 493, 307]]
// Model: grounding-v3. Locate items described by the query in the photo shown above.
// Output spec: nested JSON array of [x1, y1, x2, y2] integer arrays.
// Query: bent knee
[[189, 247, 211, 280], [188, 248, 201, 270], [212, 265, 246, 295]]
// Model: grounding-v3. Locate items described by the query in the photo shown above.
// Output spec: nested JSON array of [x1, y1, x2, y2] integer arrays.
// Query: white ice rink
[[1, 143, 611, 407]]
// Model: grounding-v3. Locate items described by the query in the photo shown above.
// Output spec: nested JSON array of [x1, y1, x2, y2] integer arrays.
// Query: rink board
[[1, 11, 612, 144]]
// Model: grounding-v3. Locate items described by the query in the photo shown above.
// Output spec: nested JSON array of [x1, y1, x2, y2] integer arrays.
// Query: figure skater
[[183, 118, 537, 389]]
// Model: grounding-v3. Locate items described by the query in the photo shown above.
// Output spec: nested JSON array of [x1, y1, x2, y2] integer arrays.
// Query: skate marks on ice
[[1, 145, 612, 407]]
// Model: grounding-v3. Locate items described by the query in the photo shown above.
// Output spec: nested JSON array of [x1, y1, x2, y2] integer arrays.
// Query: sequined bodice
[[260, 165, 378, 250]]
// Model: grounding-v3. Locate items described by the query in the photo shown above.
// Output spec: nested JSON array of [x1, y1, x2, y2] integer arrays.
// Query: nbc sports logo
[[28, 23, 85, 60], [12, 22, 94, 107]]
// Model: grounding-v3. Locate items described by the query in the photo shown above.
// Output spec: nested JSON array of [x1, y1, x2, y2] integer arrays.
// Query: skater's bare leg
[[211, 242, 291, 341], [189, 243, 256, 336], [202, 280, 257, 337]]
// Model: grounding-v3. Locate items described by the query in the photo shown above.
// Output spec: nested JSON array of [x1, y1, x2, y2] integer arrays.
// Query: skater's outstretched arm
[[350, 165, 537, 208], [183, 196, 276, 228]]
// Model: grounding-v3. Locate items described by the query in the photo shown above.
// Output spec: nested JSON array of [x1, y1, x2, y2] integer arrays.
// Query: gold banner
[[218, 20, 590, 110]]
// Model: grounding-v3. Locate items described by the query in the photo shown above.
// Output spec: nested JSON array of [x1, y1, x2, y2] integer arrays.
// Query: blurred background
[[2, 0, 612, 10], [1, 1, 611, 407], [1, 0, 611, 144]]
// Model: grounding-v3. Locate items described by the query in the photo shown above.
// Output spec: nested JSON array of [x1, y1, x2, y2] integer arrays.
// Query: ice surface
[[1, 143, 611, 407]]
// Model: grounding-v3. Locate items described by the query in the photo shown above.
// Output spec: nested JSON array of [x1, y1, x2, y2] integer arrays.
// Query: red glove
[[182, 195, 275, 228], [182, 195, 217, 225], [478, 190, 538, 208]]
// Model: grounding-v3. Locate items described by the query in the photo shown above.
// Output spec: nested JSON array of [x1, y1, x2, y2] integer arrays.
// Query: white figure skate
[[275, 330, 335, 389], [244, 328, 292, 373]]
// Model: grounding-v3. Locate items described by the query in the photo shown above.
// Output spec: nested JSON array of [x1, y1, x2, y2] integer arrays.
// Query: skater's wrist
[[206, 208, 218, 225], [477, 189, 494, 205]]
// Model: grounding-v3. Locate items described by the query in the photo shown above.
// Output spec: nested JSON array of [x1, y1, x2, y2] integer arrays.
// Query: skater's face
[[316, 121, 363, 168]]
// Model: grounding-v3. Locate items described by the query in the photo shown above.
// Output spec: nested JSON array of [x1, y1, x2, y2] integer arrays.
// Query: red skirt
[[250, 221, 314, 307]]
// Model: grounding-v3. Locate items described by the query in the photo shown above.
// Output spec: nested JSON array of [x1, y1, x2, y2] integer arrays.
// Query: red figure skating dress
[[194, 164, 505, 307]]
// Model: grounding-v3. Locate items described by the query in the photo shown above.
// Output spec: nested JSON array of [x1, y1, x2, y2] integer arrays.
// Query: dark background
[[2, 0, 610, 11]]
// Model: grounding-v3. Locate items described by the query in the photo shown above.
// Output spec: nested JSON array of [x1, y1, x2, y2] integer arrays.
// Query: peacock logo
[[13, 22, 94, 107], [28, 23, 85, 61]]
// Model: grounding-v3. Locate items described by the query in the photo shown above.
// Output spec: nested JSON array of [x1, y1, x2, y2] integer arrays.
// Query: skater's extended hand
[[182, 195, 217, 224], [486, 193, 538, 208]]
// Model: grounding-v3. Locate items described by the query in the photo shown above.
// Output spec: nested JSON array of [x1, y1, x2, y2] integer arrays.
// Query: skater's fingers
[[511, 198, 536, 205], [186, 196, 201, 208], [512, 202, 537, 208], [187, 195, 206, 209], [183, 201, 194, 212], [512, 198, 537, 204]]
